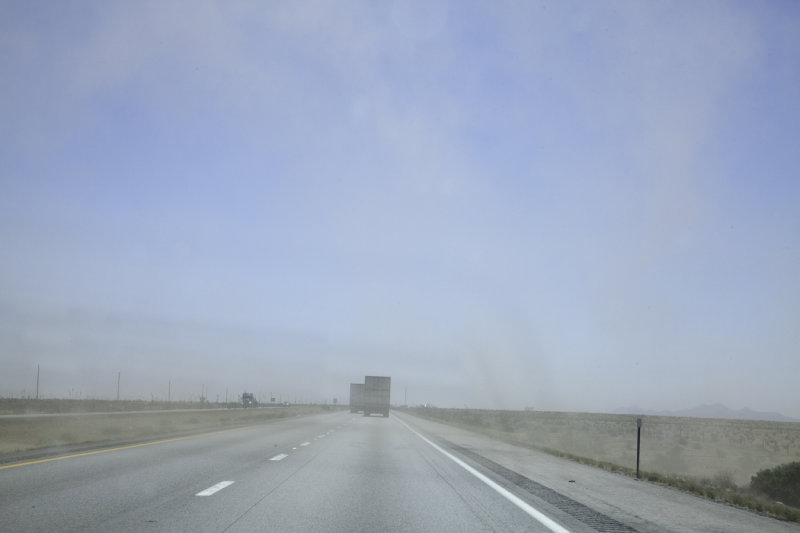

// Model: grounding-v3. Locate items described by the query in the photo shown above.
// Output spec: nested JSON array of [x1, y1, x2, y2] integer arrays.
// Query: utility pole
[[116, 372, 120, 401], [168, 380, 171, 403], [35, 364, 40, 400]]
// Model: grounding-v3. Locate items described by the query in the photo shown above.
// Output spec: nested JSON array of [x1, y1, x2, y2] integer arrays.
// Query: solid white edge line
[[270, 453, 289, 461], [196, 480, 234, 496], [398, 419, 572, 533]]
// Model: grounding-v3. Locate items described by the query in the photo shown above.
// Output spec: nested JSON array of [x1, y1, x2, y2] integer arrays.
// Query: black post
[[636, 418, 642, 478]]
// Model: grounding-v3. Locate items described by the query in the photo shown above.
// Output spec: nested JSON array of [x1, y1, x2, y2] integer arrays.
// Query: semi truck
[[363, 376, 391, 417], [350, 383, 364, 413], [241, 392, 256, 408]]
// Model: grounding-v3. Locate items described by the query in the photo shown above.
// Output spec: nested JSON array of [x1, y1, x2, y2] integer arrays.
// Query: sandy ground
[[403, 408, 800, 486], [0, 406, 332, 455]]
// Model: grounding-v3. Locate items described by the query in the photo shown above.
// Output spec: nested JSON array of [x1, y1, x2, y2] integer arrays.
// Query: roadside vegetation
[[750, 461, 800, 509], [401, 407, 800, 523], [0, 401, 339, 457], [0, 397, 265, 415]]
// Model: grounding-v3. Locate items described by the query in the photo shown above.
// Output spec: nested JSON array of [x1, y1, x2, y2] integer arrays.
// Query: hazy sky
[[1, 1, 798, 416]]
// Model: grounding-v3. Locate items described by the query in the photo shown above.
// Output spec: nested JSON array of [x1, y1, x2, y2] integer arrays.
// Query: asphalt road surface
[[1, 411, 797, 532]]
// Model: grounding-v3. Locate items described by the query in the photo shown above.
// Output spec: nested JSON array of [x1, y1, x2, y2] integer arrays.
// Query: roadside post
[[636, 418, 642, 478]]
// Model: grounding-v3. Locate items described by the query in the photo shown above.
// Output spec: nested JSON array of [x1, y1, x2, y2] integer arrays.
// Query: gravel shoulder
[[398, 411, 800, 533]]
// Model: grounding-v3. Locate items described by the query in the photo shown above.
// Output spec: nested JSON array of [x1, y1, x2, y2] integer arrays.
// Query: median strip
[[0, 426, 250, 470]]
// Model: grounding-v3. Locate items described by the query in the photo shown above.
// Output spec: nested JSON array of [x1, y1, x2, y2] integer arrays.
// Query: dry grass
[[0, 398, 238, 415], [0, 405, 332, 455], [403, 407, 800, 485]]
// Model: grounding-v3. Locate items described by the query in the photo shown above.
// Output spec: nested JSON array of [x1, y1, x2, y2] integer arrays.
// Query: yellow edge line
[[0, 426, 252, 470]]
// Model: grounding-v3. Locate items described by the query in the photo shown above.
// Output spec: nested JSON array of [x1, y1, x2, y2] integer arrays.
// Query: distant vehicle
[[363, 376, 390, 417], [350, 383, 364, 413], [241, 392, 256, 408]]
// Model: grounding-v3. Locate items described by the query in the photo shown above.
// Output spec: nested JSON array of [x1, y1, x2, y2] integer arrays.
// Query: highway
[[0, 411, 797, 532]]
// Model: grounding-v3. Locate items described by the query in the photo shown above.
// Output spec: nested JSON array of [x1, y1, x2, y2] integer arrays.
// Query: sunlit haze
[[1, 1, 798, 417]]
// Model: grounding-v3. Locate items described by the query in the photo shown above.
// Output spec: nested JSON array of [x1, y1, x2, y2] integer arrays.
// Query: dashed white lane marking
[[196, 481, 234, 496], [300, 442, 310, 447], [292, 447, 297, 450], [398, 419, 572, 533], [270, 453, 289, 461], [317, 434, 325, 438]]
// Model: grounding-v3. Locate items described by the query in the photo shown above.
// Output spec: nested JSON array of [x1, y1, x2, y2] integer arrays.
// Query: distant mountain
[[613, 403, 798, 422]]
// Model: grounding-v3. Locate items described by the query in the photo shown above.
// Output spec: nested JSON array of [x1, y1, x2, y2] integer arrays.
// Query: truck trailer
[[349, 383, 364, 413], [363, 376, 390, 417], [241, 392, 256, 408]]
